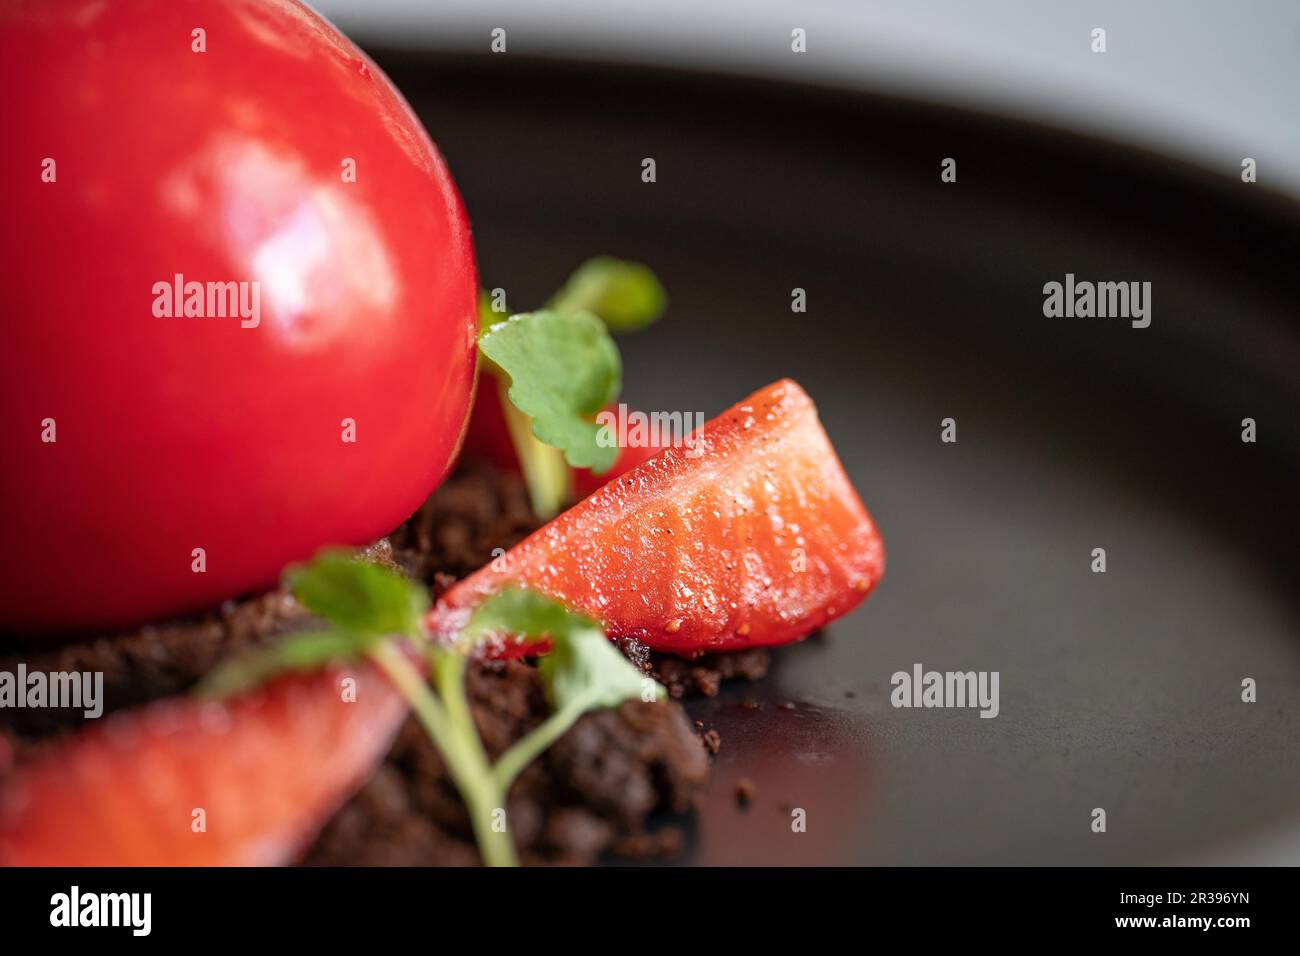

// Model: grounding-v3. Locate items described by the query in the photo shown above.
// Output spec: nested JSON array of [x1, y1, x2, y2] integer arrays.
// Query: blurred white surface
[[311, 0, 1300, 199]]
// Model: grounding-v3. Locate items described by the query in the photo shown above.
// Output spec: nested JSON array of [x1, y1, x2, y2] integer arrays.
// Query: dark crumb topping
[[304, 659, 708, 866], [0, 460, 768, 865]]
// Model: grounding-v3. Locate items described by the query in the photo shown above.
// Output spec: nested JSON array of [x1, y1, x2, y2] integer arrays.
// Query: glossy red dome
[[0, 0, 478, 633]]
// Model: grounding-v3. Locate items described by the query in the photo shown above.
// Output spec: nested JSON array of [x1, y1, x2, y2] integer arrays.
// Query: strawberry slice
[[574, 428, 666, 499], [433, 379, 884, 656], [0, 665, 406, 866]]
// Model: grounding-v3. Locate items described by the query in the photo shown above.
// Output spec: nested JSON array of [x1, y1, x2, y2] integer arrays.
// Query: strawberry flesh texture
[[433, 379, 884, 656], [0, 666, 406, 866], [573, 430, 668, 499]]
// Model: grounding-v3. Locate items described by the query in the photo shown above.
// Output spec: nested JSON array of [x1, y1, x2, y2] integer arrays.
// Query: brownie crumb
[[302, 660, 708, 866], [617, 637, 653, 674], [0, 463, 542, 744], [735, 777, 756, 807], [386, 459, 540, 586], [0, 591, 314, 740], [0, 461, 768, 864], [651, 647, 770, 699], [613, 826, 685, 860]]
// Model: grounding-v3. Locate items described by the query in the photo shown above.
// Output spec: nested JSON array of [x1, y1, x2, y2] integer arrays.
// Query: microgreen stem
[[500, 377, 572, 520], [369, 641, 517, 868], [491, 701, 585, 793]]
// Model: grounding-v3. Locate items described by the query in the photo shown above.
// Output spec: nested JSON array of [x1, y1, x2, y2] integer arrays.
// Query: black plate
[[377, 52, 1300, 865]]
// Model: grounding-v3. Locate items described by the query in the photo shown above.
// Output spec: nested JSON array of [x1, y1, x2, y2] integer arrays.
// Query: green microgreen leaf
[[464, 589, 662, 708], [547, 256, 667, 333], [286, 550, 428, 637], [478, 311, 621, 472], [539, 625, 662, 712], [475, 258, 665, 509], [194, 629, 375, 699], [465, 588, 664, 792], [199, 578, 661, 868], [463, 587, 600, 647]]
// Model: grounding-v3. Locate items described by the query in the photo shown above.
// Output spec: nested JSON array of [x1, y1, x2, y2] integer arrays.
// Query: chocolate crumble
[[0, 460, 768, 865]]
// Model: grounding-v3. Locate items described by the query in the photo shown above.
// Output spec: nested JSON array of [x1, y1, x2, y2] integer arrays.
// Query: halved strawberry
[[433, 379, 884, 656], [573, 428, 667, 499], [0, 666, 406, 866]]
